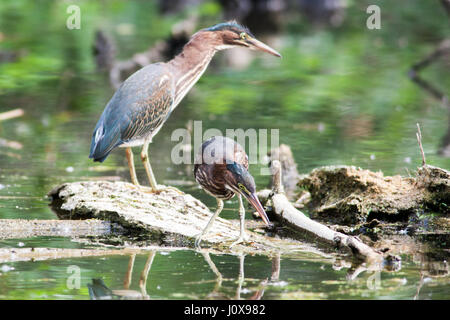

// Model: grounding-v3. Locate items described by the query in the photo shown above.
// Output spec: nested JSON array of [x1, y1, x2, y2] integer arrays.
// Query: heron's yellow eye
[[240, 32, 246, 40], [238, 183, 249, 194]]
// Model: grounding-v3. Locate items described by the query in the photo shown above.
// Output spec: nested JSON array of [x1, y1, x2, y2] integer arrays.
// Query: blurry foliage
[[0, 55, 61, 92]]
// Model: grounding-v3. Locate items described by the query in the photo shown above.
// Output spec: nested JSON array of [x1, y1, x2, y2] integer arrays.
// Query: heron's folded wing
[[89, 64, 174, 161]]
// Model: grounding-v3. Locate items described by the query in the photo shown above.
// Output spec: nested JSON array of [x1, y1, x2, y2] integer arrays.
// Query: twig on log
[[267, 144, 299, 197], [408, 34, 450, 157], [271, 159, 285, 195], [416, 123, 427, 167]]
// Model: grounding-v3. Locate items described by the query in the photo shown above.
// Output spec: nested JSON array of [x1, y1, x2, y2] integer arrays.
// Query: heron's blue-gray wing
[[89, 64, 174, 162]]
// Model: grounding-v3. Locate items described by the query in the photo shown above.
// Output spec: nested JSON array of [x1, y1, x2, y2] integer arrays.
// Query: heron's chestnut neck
[[168, 31, 222, 79]]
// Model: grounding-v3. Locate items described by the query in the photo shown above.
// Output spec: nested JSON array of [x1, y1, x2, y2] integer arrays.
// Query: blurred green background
[[0, 0, 448, 299]]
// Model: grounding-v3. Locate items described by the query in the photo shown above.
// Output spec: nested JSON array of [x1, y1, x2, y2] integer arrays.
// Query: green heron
[[89, 21, 281, 191], [193, 136, 271, 247]]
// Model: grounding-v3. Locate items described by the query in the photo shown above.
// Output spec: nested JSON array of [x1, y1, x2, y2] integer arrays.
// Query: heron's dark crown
[[204, 21, 254, 38]]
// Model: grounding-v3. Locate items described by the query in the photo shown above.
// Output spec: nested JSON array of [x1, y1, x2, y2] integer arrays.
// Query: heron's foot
[[194, 233, 205, 248], [130, 185, 153, 192], [139, 185, 184, 195], [155, 185, 184, 195], [229, 234, 250, 248], [125, 182, 141, 189]]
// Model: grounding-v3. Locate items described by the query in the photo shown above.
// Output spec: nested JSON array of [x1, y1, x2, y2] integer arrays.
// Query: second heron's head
[[195, 21, 281, 57], [224, 162, 271, 226]]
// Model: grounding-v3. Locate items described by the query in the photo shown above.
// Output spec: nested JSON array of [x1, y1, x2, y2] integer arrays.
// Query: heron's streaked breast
[[194, 164, 234, 200], [173, 51, 214, 108]]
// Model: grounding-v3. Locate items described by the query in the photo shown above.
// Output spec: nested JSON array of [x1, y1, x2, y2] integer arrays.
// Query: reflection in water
[[270, 253, 281, 281], [0, 243, 446, 299], [86, 250, 278, 300], [194, 251, 270, 300], [88, 252, 155, 300], [201, 251, 223, 296], [81, 247, 436, 300], [202, 251, 272, 300], [413, 255, 449, 300]]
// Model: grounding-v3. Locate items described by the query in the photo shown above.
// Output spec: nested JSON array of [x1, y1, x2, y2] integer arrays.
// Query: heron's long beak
[[246, 193, 271, 226], [248, 38, 282, 58]]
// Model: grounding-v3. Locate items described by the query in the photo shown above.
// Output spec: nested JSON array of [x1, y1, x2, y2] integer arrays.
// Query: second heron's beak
[[245, 193, 272, 226], [247, 38, 282, 58]]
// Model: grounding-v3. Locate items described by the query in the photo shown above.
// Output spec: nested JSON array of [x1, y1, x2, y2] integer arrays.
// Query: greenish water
[[0, 239, 448, 300], [0, 0, 449, 299]]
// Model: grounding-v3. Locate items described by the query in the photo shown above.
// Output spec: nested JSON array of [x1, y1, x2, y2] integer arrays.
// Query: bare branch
[[416, 123, 427, 167], [269, 160, 384, 263], [0, 108, 24, 121]]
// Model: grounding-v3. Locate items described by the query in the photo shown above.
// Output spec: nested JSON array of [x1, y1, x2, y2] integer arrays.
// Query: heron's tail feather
[[89, 123, 121, 162], [87, 279, 114, 300]]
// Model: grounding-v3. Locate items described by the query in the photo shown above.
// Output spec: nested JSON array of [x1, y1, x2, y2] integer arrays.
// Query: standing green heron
[[194, 136, 271, 247], [89, 21, 281, 191]]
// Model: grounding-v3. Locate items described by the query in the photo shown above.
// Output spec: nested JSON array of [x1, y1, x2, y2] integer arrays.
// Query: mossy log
[[297, 165, 450, 224]]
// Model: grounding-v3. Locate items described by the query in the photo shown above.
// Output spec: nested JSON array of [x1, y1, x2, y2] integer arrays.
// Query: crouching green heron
[[89, 21, 281, 191], [194, 136, 271, 247]]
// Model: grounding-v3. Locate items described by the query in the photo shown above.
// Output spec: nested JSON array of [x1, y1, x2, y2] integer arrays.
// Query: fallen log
[[46, 178, 392, 263], [282, 125, 450, 242], [0, 138, 22, 150], [0, 219, 123, 240], [47, 181, 311, 256], [296, 164, 450, 225], [0, 247, 147, 264]]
